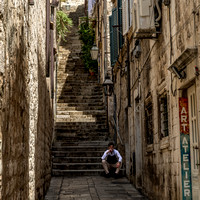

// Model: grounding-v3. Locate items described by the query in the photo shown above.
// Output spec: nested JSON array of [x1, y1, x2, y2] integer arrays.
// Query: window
[[109, 8, 118, 66], [159, 94, 169, 139], [145, 100, 153, 144]]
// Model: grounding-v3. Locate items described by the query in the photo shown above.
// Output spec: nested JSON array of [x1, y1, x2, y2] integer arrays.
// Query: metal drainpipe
[[46, 0, 50, 77], [127, 40, 131, 107], [97, 0, 100, 83], [104, 0, 108, 78]]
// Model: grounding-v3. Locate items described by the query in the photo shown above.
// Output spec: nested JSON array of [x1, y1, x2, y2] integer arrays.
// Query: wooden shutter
[[109, 15, 114, 66], [112, 7, 118, 65], [118, 0, 124, 49], [122, 0, 129, 35]]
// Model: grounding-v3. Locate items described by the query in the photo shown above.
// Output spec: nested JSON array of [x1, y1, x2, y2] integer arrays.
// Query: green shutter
[[118, 0, 124, 49], [112, 7, 118, 65]]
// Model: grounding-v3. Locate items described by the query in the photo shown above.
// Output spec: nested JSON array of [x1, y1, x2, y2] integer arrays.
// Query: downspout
[[46, 0, 50, 77], [50, 7, 54, 101], [97, 0, 100, 83], [127, 39, 131, 107], [104, 0, 108, 78]]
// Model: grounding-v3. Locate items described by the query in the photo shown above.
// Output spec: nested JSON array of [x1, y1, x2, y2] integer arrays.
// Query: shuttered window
[[109, 16, 114, 66], [145, 101, 154, 144], [112, 8, 118, 65], [118, 0, 124, 49], [109, 8, 118, 66], [122, 0, 129, 35], [159, 94, 169, 139]]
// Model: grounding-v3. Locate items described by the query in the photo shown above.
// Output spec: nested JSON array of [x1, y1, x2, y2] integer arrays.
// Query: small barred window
[[145, 102, 153, 144], [159, 94, 169, 138]]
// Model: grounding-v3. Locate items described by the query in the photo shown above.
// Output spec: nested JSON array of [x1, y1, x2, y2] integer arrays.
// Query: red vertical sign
[[179, 98, 189, 134]]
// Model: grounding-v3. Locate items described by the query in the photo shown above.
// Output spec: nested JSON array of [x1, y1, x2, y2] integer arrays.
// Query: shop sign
[[179, 98, 192, 200]]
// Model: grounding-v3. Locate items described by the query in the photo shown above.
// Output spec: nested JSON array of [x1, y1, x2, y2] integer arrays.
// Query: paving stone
[[45, 176, 147, 200]]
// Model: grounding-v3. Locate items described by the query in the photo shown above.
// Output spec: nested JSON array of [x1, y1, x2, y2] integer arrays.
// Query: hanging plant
[[78, 17, 98, 74], [56, 10, 73, 42]]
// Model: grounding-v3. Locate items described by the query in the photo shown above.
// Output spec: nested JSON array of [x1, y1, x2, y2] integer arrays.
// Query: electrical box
[[132, 0, 156, 38]]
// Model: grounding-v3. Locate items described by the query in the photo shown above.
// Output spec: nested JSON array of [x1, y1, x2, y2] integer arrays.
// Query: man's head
[[108, 142, 115, 152]]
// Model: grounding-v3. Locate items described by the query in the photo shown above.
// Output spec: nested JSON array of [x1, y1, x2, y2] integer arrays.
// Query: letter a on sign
[[179, 98, 189, 134]]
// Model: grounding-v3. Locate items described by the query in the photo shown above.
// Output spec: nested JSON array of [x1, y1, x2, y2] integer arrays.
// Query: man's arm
[[101, 150, 109, 160], [115, 149, 122, 162]]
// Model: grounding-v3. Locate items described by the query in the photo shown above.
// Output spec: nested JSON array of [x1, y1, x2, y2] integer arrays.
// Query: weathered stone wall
[[139, 1, 200, 199], [0, 0, 54, 199], [111, 0, 200, 199], [0, 0, 5, 195]]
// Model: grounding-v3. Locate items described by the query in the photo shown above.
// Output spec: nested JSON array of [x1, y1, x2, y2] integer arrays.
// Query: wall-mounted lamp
[[195, 66, 199, 76], [131, 41, 141, 62], [171, 66, 186, 79], [163, 0, 170, 6], [65, 2, 71, 10], [90, 44, 98, 60], [103, 74, 114, 96], [29, 0, 34, 5], [51, 0, 59, 7]]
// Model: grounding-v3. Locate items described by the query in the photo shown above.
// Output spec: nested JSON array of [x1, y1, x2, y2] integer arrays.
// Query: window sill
[[146, 144, 153, 153], [159, 136, 170, 150]]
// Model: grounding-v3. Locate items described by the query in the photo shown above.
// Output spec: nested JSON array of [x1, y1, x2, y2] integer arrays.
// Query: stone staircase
[[52, 26, 109, 176]]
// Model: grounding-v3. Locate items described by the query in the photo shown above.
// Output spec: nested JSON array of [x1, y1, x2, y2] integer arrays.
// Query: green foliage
[[78, 17, 98, 73], [56, 10, 73, 42]]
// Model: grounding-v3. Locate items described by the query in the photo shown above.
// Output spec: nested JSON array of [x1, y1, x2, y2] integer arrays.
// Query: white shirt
[[101, 149, 122, 162]]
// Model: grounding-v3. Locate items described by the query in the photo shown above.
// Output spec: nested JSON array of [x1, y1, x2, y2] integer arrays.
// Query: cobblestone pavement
[[45, 176, 147, 200]]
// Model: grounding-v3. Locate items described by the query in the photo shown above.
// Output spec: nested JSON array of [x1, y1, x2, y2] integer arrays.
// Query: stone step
[[56, 118, 97, 123], [52, 163, 102, 170], [56, 91, 103, 97], [57, 88, 103, 92], [56, 110, 106, 115], [57, 94, 103, 98], [57, 72, 90, 76], [57, 88, 102, 92], [56, 102, 104, 106], [52, 145, 106, 152], [54, 129, 108, 134], [52, 157, 101, 163], [56, 115, 106, 122], [55, 136, 108, 142], [53, 140, 109, 146], [56, 108, 106, 112], [55, 121, 107, 127], [52, 150, 104, 157], [56, 86, 103, 91], [54, 133, 108, 140], [57, 99, 104, 104], [57, 78, 98, 82], [52, 169, 104, 176], [57, 80, 100, 84]]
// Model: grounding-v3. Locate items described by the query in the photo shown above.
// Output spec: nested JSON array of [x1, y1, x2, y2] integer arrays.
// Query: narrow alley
[[1, 0, 200, 199], [45, 0, 146, 199]]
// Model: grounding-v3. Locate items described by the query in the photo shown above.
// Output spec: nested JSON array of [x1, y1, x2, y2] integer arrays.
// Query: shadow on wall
[[35, 50, 54, 200], [1, 22, 54, 200], [1, 32, 30, 199]]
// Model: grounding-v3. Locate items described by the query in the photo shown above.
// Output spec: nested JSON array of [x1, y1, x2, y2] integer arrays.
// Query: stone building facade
[[91, 0, 200, 199], [0, 0, 57, 199]]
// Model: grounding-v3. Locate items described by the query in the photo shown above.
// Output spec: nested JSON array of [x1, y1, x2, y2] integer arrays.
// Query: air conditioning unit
[[132, 0, 157, 38]]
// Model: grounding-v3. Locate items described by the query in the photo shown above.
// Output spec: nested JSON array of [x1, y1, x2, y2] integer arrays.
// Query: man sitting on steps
[[101, 142, 122, 178]]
